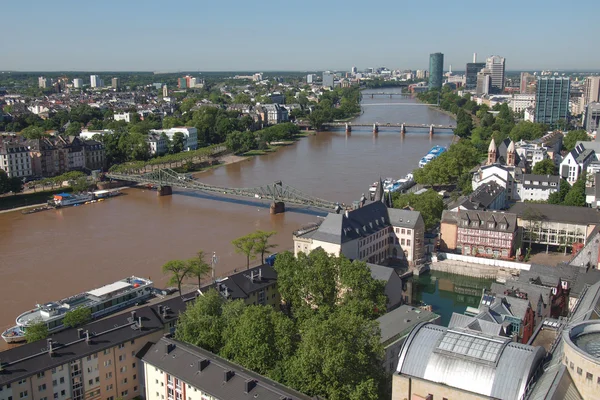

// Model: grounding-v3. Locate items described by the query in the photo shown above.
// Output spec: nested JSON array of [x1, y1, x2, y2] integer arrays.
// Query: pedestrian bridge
[[105, 168, 341, 214]]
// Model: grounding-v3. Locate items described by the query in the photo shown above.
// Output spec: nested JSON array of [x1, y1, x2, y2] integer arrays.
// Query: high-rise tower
[[485, 56, 506, 93], [428, 53, 444, 90]]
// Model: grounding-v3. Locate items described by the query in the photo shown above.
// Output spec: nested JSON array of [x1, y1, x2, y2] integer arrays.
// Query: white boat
[[419, 145, 446, 168], [1, 276, 154, 343], [52, 192, 93, 207]]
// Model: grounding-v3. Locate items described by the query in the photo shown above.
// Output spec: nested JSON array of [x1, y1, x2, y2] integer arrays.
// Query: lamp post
[[211, 252, 218, 283]]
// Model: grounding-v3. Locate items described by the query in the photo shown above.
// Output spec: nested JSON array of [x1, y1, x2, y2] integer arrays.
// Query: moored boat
[[418, 145, 446, 168]]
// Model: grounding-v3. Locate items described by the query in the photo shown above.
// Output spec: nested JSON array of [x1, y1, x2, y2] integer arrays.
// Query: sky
[[1, 0, 598, 72]]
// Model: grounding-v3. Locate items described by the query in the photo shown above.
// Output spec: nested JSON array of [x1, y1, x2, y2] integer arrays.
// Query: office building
[[476, 68, 492, 96], [162, 85, 168, 97], [510, 93, 536, 113], [306, 74, 313, 84], [535, 76, 571, 126], [111, 77, 120, 89], [585, 102, 600, 132], [584, 76, 600, 105], [90, 75, 103, 88], [149, 127, 198, 151], [465, 62, 485, 90], [177, 77, 187, 89], [416, 70, 427, 79], [428, 52, 444, 89], [351, 66, 357, 75], [38, 76, 50, 88], [485, 55, 506, 93], [322, 71, 334, 88], [520, 72, 536, 94], [73, 78, 83, 88]]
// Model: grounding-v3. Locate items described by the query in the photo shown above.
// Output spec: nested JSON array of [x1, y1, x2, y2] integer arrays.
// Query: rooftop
[[377, 305, 439, 347], [199, 264, 277, 302], [509, 202, 600, 225], [141, 337, 313, 400]]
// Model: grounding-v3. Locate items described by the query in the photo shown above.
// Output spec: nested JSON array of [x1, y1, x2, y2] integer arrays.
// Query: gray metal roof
[[448, 313, 507, 336], [509, 203, 600, 225], [387, 208, 423, 229], [142, 337, 313, 400], [397, 323, 545, 400], [377, 305, 439, 346]]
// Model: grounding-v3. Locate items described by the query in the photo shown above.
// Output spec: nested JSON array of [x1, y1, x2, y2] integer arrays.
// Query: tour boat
[[418, 145, 446, 168], [52, 192, 94, 207], [1, 276, 154, 343]]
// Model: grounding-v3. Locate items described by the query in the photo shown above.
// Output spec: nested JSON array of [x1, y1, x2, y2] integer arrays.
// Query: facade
[[514, 140, 553, 170], [113, 112, 132, 123], [448, 181, 507, 212], [293, 201, 425, 266], [73, 79, 83, 88], [111, 78, 120, 89], [562, 321, 600, 400], [378, 306, 440, 374], [90, 75, 103, 88], [560, 143, 595, 184], [520, 72, 536, 94], [392, 323, 545, 400], [149, 128, 198, 151], [535, 77, 571, 126], [262, 104, 289, 125], [0, 141, 33, 178], [428, 53, 443, 89], [465, 62, 485, 90], [141, 337, 312, 400], [485, 55, 506, 93], [306, 74, 313, 84], [38, 77, 50, 88], [511, 93, 536, 113], [584, 76, 600, 105], [473, 138, 525, 201], [585, 102, 600, 132], [517, 174, 560, 202], [0, 297, 186, 400], [146, 133, 168, 156], [440, 209, 519, 259], [476, 68, 491, 96], [322, 71, 334, 88]]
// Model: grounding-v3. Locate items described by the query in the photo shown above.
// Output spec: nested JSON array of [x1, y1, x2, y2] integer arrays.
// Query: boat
[[52, 192, 94, 207], [418, 145, 446, 168], [22, 205, 55, 215], [1, 276, 154, 343], [92, 189, 122, 199]]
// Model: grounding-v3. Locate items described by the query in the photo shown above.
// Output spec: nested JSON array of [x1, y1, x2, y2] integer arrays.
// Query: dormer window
[[488, 223, 494, 229], [500, 223, 507, 230]]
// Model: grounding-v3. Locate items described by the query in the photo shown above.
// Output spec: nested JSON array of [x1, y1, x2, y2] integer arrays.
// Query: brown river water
[[0, 90, 455, 345]]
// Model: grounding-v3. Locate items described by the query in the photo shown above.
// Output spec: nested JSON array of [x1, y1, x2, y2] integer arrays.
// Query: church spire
[[487, 138, 497, 165]]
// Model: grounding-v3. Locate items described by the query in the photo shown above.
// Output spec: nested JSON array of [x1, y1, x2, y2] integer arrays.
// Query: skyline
[[1, 0, 599, 72]]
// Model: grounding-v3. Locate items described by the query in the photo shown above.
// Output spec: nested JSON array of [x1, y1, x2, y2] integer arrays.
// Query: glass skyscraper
[[535, 77, 571, 126], [465, 62, 486, 90], [428, 53, 444, 90]]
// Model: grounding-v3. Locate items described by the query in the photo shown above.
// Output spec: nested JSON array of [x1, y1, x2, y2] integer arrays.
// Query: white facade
[[73, 78, 83, 88], [80, 129, 114, 140], [510, 94, 536, 113], [560, 145, 596, 184], [113, 112, 132, 123], [472, 164, 517, 200], [486, 55, 506, 92], [584, 76, 600, 105], [38, 76, 50, 88], [514, 141, 550, 169], [146, 134, 168, 156], [0, 144, 33, 178], [149, 127, 198, 151], [524, 107, 536, 122], [90, 75, 103, 88], [517, 175, 560, 202]]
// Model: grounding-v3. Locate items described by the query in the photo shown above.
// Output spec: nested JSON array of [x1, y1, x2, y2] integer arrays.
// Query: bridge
[[105, 168, 342, 214], [364, 92, 412, 97]]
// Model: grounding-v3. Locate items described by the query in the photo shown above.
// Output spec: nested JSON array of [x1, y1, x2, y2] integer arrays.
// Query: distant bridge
[[105, 168, 341, 214], [297, 121, 455, 134]]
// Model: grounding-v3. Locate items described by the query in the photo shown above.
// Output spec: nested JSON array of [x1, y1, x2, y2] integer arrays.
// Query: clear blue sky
[[1, 0, 598, 72]]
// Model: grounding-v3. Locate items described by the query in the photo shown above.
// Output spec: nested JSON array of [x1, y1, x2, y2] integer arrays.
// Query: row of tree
[[224, 123, 300, 154], [175, 249, 388, 400]]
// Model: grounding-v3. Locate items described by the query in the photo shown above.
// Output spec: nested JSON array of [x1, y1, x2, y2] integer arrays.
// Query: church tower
[[487, 138, 497, 165], [507, 140, 516, 166]]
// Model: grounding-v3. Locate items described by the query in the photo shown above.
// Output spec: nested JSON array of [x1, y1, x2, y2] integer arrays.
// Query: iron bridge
[[106, 168, 341, 211]]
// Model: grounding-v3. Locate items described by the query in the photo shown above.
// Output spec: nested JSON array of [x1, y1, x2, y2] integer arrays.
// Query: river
[[0, 88, 457, 341]]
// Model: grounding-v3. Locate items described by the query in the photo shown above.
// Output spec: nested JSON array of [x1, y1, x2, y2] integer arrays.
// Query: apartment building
[[293, 201, 425, 266], [24, 137, 106, 177], [516, 174, 560, 202], [149, 128, 198, 151], [560, 143, 595, 184], [146, 133, 168, 156], [0, 141, 32, 178], [141, 337, 312, 400], [0, 298, 188, 400]]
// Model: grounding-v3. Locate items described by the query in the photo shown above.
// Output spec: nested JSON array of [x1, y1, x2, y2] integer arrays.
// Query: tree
[[174, 289, 226, 352], [20, 126, 46, 139], [509, 121, 546, 142], [563, 174, 586, 207], [162, 259, 191, 294], [71, 177, 90, 193], [548, 179, 570, 204], [252, 230, 277, 264], [63, 307, 92, 328], [0, 170, 24, 195], [392, 190, 444, 230], [563, 130, 590, 151], [65, 122, 82, 137], [172, 131, 185, 153], [188, 251, 212, 288], [25, 321, 48, 343], [232, 234, 257, 269], [532, 159, 556, 175]]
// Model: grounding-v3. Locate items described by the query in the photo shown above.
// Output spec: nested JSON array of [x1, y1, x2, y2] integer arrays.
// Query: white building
[[113, 112, 132, 123], [510, 94, 536, 113], [524, 107, 536, 122], [38, 76, 50, 88], [560, 143, 596, 184], [28, 104, 50, 115], [517, 174, 560, 201], [90, 75, 103, 88], [0, 142, 33, 179], [80, 129, 114, 140], [149, 127, 198, 151], [485, 55, 506, 92], [146, 133, 168, 156], [514, 141, 551, 170], [73, 78, 83, 88], [262, 104, 289, 125]]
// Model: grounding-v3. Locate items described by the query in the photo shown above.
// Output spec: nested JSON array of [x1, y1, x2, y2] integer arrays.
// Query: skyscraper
[[38, 76, 50, 88], [162, 85, 168, 97], [90, 75, 102, 88], [111, 77, 120, 89], [584, 76, 600, 105], [465, 62, 485, 90], [73, 78, 83, 88], [476, 68, 492, 96], [520, 72, 536, 94], [322, 71, 334, 88], [428, 53, 443, 90], [535, 77, 571, 126], [485, 56, 506, 93], [351, 66, 357, 75]]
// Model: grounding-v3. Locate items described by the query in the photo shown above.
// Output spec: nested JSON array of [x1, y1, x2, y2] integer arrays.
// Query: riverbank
[[0, 188, 73, 212]]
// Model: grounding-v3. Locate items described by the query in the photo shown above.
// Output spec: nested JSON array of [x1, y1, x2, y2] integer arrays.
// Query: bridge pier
[[270, 201, 285, 214], [157, 185, 172, 196], [429, 124, 434, 137], [401, 123, 406, 137], [373, 123, 379, 135], [345, 123, 351, 134]]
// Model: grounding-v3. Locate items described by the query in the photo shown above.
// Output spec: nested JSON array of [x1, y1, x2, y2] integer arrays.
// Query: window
[[20, 392, 28, 399], [120, 367, 127, 373], [406, 229, 411, 235], [133, 375, 136, 380], [104, 360, 112, 367], [586, 372, 593, 381], [121, 379, 127, 385], [106, 385, 113, 391], [407, 239, 411, 246], [106, 372, 112, 379], [59, 378, 64, 384], [107, 397, 114, 400], [133, 386, 137, 392], [577, 367, 582, 375], [60, 391, 65, 397], [88, 380, 93, 386], [103, 349, 110, 355], [53, 380, 57, 387], [131, 351, 135, 356], [118, 355, 125, 362], [37, 372, 45, 379], [18, 380, 26, 385], [38, 384, 47, 392], [95, 377, 100, 383], [118, 344, 125, 349], [54, 394, 58, 399]]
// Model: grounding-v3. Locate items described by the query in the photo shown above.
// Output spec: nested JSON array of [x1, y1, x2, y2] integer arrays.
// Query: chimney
[[345, 209, 349, 218], [138, 317, 142, 328], [258, 268, 262, 281], [131, 310, 137, 320], [47, 339, 54, 357], [224, 370, 235, 382], [197, 359, 210, 372], [77, 328, 83, 339], [85, 330, 90, 342], [165, 343, 174, 355], [473, 52, 477, 63], [244, 380, 257, 393], [157, 305, 163, 315]]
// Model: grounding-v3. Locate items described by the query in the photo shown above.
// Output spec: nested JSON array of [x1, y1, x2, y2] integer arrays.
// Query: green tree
[[563, 174, 586, 207], [25, 321, 48, 343], [252, 230, 277, 264], [174, 289, 226, 352], [162, 259, 191, 294], [563, 130, 590, 151], [532, 159, 556, 175], [63, 307, 92, 328], [509, 121, 546, 142], [391, 190, 444, 230], [232, 233, 257, 269], [187, 251, 212, 289], [20, 126, 46, 139], [172, 131, 185, 153], [65, 122, 82, 137], [71, 177, 90, 193], [548, 179, 571, 204]]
